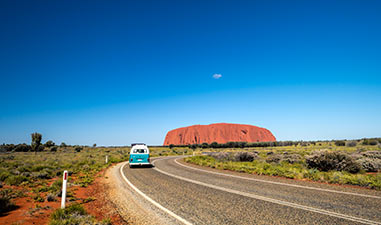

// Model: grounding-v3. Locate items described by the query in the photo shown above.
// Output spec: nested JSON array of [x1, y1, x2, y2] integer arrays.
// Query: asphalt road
[[121, 156, 381, 225]]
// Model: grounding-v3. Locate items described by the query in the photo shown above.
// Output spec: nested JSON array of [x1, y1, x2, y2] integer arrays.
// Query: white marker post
[[105, 155, 108, 164], [61, 170, 68, 209]]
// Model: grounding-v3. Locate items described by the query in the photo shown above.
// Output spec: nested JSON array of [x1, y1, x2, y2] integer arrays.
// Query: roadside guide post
[[106, 155, 108, 164], [61, 170, 68, 209]]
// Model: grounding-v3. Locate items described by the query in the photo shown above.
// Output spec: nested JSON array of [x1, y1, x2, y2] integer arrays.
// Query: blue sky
[[1, 0, 380, 146]]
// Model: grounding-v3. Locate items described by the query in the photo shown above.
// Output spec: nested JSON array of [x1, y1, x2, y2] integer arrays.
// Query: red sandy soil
[[0, 169, 124, 225], [164, 123, 276, 145], [0, 187, 59, 225]]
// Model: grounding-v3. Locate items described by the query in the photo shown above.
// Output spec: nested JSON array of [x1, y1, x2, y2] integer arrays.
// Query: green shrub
[[5, 175, 29, 185], [356, 158, 381, 172], [266, 154, 282, 163], [45, 140, 55, 147], [361, 151, 381, 159], [49, 180, 63, 195], [212, 152, 232, 161], [0, 189, 17, 214], [49, 203, 90, 225], [82, 197, 96, 203], [33, 193, 44, 202], [346, 141, 357, 147], [282, 154, 302, 164], [0, 171, 10, 181], [13, 144, 32, 152], [363, 139, 378, 145], [334, 140, 346, 146], [305, 151, 361, 173], [46, 193, 56, 202], [234, 152, 257, 162]]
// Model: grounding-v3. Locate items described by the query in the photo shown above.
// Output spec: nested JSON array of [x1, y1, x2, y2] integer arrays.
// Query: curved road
[[120, 156, 381, 225]]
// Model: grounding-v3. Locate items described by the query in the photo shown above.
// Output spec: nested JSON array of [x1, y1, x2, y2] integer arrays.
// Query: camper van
[[129, 143, 150, 168]]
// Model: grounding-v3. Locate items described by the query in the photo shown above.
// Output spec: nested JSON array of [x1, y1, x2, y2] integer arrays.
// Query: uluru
[[163, 123, 276, 145]]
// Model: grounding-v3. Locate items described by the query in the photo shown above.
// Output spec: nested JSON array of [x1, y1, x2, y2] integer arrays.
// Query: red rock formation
[[163, 123, 276, 145]]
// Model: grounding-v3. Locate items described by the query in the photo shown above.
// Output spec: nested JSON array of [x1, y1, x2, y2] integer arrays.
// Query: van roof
[[131, 143, 146, 146]]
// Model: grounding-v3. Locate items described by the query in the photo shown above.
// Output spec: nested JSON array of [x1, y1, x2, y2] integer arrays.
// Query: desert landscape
[[1, 0, 380, 224], [1, 128, 380, 224]]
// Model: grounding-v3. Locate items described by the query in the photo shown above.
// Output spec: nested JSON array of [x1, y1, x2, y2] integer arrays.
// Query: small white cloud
[[213, 73, 222, 79]]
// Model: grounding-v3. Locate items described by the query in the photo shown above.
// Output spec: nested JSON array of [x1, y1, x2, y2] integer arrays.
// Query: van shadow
[[129, 164, 155, 169]]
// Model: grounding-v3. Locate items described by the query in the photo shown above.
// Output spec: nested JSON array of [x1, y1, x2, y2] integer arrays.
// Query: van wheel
[[129, 164, 133, 168]]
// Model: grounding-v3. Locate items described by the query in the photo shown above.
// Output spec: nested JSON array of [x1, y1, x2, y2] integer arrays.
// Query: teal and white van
[[129, 143, 150, 168]]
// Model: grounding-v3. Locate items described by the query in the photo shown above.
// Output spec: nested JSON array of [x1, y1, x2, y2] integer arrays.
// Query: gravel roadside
[[104, 162, 179, 225]]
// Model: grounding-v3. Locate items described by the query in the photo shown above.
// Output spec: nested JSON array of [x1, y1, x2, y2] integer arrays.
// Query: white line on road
[[174, 158, 381, 199], [153, 158, 381, 225], [120, 162, 193, 225]]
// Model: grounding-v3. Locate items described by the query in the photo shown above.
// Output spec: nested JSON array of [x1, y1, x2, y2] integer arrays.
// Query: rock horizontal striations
[[163, 123, 276, 145]]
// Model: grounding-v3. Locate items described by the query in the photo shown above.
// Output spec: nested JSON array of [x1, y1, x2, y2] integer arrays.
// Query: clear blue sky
[[1, 0, 380, 146]]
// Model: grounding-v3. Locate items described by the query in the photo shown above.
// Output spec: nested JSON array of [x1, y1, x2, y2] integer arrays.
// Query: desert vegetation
[[185, 139, 381, 190], [1, 135, 380, 223], [0, 133, 192, 224]]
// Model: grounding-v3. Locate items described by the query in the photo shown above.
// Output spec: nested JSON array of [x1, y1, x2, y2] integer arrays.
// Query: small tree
[[210, 142, 219, 148], [45, 140, 55, 147], [93, 143, 97, 148], [169, 144, 174, 149], [201, 142, 209, 149], [31, 132, 42, 152], [334, 140, 346, 146], [60, 142, 67, 147], [190, 144, 197, 150], [75, 146, 82, 152]]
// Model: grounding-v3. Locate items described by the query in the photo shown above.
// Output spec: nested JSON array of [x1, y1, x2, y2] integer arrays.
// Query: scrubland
[[0, 144, 190, 224], [186, 140, 381, 190], [0, 146, 130, 224], [1, 139, 380, 224]]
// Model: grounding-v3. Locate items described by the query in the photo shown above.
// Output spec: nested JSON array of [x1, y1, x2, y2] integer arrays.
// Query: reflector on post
[[61, 170, 68, 209]]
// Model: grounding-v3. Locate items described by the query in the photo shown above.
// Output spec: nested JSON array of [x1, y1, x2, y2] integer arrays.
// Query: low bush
[[49, 203, 110, 225], [363, 139, 378, 145], [211, 152, 232, 161], [5, 175, 29, 185], [266, 153, 301, 164], [305, 151, 361, 173], [234, 152, 258, 162], [266, 154, 282, 163], [282, 154, 302, 164], [361, 151, 381, 159], [33, 193, 45, 202], [356, 158, 381, 172], [334, 140, 346, 146], [0, 189, 17, 214], [0, 171, 10, 181], [82, 197, 96, 203], [346, 141, 357, 147], [49, 180, 63, 195], [46, 193, 56, 202]]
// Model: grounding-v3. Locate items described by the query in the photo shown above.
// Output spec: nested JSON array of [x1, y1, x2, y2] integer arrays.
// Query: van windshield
[[133, 149, 146, 154]]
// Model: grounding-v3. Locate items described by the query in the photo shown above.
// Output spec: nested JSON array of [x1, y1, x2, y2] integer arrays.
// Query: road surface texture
[[116, 156, 381, 225]]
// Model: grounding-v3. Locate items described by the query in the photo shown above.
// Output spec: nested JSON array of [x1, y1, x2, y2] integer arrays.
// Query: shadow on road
[[129, 164, 155, 169]]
